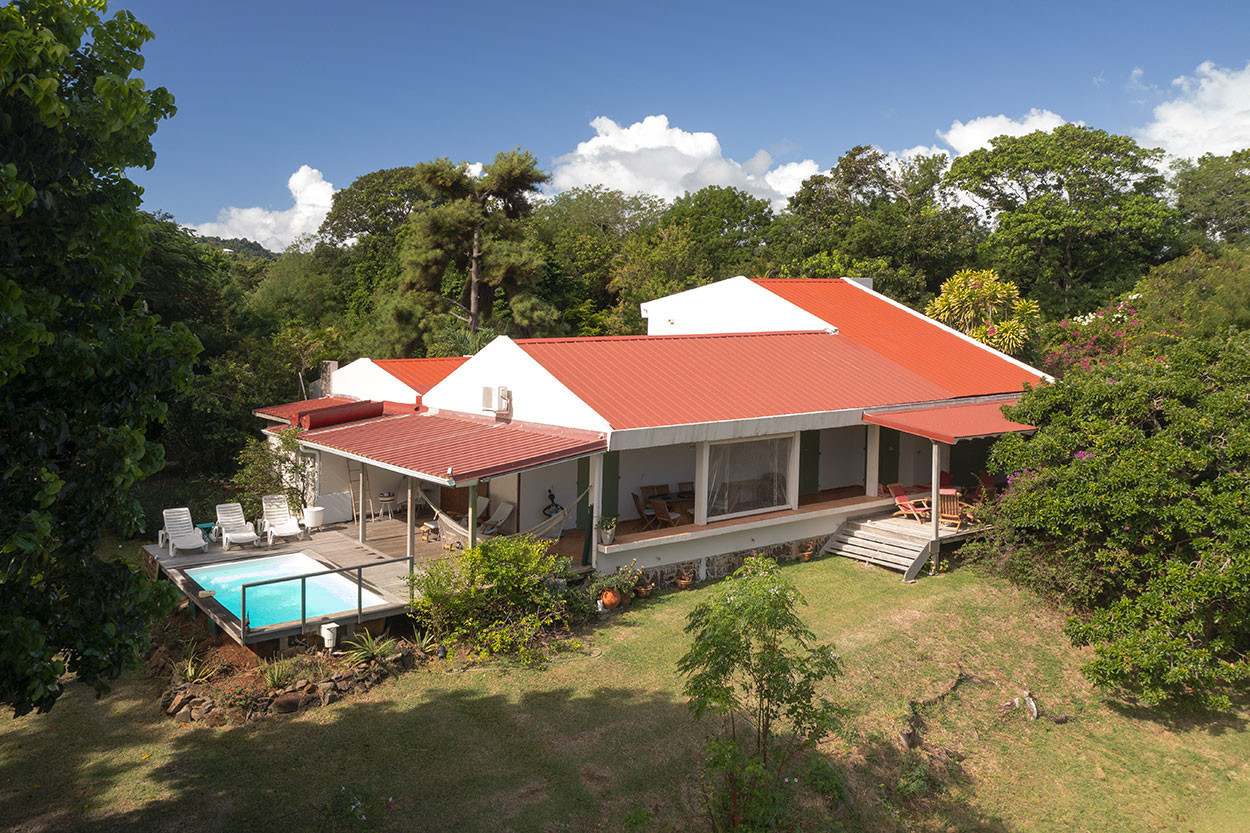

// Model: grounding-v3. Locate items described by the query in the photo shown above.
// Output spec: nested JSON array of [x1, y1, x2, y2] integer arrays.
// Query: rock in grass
[[272, 691, 303, 714]]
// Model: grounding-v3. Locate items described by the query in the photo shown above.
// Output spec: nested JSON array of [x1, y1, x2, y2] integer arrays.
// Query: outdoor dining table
[[654, 491, 696, 519]]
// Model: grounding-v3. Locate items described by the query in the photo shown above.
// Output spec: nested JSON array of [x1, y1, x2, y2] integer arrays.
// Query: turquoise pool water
[[186, 552, 387, 629]]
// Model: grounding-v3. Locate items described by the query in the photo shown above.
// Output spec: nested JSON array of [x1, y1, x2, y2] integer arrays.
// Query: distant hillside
[[195, 234, 278, 259]]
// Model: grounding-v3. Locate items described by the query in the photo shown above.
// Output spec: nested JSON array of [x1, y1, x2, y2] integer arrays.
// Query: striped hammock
[[416, 487, 589, 544]]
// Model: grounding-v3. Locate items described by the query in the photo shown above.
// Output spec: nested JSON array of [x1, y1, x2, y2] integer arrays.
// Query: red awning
[[296, 410, 606, 484], [863, 399, 1035, 444]]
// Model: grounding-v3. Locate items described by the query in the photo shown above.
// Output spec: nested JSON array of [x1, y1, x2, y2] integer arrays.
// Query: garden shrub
[[969, 332, 1250, 708], [408, 536, 589, 661]]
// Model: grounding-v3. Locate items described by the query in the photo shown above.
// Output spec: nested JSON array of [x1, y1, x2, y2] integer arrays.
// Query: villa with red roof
[[254, 276, 1045, 581]]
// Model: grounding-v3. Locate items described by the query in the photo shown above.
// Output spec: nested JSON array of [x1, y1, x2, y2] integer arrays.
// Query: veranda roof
[[862, 399, 1035, 444], [294, 410, 606, 485]]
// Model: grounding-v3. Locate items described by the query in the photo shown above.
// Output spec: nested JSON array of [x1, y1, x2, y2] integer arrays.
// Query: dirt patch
[[578, 764, 611, 794]]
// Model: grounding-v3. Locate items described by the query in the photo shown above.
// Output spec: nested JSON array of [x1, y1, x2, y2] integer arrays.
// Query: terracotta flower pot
[[635, 583, 654, 599], [675, 576, 693, 590], [600, 589, 623, 610]]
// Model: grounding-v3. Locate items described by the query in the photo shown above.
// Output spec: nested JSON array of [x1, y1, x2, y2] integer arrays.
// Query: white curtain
[[707, 436, 792, 520]]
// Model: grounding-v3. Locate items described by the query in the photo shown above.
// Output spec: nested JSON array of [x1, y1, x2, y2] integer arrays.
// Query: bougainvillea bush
[[967, 332, 1250, 708]]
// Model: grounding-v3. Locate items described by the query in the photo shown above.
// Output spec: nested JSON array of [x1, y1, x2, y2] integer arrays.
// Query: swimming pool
[[186, 552, 388, 629]]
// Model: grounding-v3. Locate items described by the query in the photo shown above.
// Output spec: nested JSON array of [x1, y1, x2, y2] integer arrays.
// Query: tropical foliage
[[925, 269, 1041, 355]]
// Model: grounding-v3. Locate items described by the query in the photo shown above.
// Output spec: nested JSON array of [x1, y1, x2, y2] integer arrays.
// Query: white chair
[[479, 501, 515, 536], [261, 494, 306, 545], [459, 495, 490, 527], [215, 503, 259, 551], [162, 507, 208, 557]]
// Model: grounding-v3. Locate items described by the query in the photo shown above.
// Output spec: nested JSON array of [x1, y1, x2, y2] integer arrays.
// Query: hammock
[[417, 487, 589, 544]]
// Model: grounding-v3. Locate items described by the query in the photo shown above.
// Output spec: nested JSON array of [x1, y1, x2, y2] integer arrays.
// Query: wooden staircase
[[820, 516, 936, 581]]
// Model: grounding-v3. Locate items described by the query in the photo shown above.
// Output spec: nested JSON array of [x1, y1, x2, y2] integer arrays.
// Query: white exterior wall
[[640, 275, 831, 336], [897, 434, 950, 486], [818, 426, 867, 489], [330, 358, 420, 404], [488, 472, 521, 534], [315, 452, 354, 524], [517, 459, 580, 533], [615, 443, 698, 520], [421, 336, 611, 434]]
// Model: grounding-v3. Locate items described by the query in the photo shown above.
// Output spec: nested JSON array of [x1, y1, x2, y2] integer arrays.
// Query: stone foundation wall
[[639, 534, 834, 588]]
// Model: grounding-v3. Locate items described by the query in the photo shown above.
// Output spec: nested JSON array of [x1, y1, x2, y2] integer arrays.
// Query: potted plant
[[598, 515, 618, 545], [591, 559, 642, 610], [675, 569, 694, 590], [798, 541, 816, 562]]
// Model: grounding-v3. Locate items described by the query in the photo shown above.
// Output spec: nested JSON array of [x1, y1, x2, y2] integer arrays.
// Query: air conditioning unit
[[481, 385, 511, 414]]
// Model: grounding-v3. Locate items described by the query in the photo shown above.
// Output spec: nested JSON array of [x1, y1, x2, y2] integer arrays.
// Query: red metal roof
[[518, 331, 958, 430], [753, 279, 1045, 395], [296, 411, 606, 483], [863, 400, 1035, 444], [374, 357, 468, 394], [254, 397, 355, 424]]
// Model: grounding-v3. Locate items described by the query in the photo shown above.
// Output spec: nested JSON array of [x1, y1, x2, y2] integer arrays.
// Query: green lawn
[[2, 553, 1248, 832]]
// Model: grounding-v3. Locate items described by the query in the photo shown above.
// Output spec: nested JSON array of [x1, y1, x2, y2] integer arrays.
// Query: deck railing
[[240, 555, 414, 639]]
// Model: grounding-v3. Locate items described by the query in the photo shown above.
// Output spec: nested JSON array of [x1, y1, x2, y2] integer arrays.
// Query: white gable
[[421, 336, 612, 434], [329, 358, 419, 404], [640, 275, 833, 335]]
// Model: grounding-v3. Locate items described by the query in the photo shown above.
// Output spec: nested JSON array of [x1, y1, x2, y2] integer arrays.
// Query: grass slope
[[1, 555, 1247, 832]]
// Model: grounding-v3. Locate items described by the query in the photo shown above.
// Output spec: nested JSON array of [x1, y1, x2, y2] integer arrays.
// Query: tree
[[679, 557, 842, 827], [1172, 150, 1250, 246], [399, 150, 551, 340], [231, 428, 317, 521], [663, 186, 775, 279], [972, 333, 1250, 708], [924, 269, 1041, 356], [608, 220, 715, 333], [529, 185, 664, 335], [782, 145, 985, 304], [948, 125, 1186, 315], [1, 1, 199, 715]]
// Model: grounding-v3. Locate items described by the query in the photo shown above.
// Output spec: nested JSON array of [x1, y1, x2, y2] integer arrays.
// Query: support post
[[589, 452, 604, 570], [788, 431, 801, 510], [930, 440, 941, 573], [358, 468, 367, 544], [694, 441, 709, 525], [865, 424, 880, 497], [467, 482, 478, 549], [405, 477, 415, 561]]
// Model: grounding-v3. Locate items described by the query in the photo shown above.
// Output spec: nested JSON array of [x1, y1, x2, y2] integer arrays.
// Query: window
[[707, 435, 793, 520]]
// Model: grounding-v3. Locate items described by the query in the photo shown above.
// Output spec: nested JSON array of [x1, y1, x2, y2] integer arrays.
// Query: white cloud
[[192, 164, 335, 252], [937, 108, 1070, 156], [1138, 60, 1250, 158], [551, 115, 820, 209]]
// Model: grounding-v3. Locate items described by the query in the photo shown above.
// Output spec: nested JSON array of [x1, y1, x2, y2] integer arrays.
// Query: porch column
[[694, 441, 709, 525], [788, 431, 801, 510], [865, 424, 880, 497], [467, 482, 478, 549], [405, 477, 415, 560], [358, 468, 367, 544], [589, 452, 604, 570], [929, 440, 940, 571]]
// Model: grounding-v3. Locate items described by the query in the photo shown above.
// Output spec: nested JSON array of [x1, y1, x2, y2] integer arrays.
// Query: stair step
[[852, 522, 932, 543], [827, 542, 915, 567], [836, 532, 920, 557], [845, 524, 931, 545]]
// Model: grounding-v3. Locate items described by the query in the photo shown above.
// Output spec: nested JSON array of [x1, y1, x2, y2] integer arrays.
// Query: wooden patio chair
[[649, 498, 682, 528], [631, 492, 658, 530], [938, 488, 965, 529], [640, 484, 667, 502], [970, 469, 996, 503], [677, 481, 694, 493], [888, 483, 930, 524]]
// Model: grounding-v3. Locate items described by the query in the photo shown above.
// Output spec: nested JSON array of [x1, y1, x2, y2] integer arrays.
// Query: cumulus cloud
[[551, 115, 820, 209], [937, 108, 1070, 156], [1138, 60, 1250, 158], [192, 164, 335, 252]]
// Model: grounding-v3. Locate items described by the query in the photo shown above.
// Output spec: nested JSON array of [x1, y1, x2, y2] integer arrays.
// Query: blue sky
[[119, 0, 1250, 250]]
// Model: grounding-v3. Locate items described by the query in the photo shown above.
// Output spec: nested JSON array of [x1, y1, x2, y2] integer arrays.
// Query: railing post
[[408, 556, 414, 604], [357, 566, 363, 623], [300, 575, 307, 631], [241, 585, 247, 640]]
